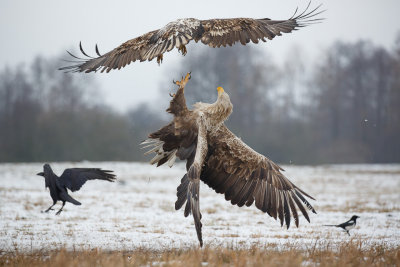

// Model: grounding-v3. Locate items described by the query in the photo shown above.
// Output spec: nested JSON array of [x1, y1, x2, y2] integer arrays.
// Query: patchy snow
[[0, 162, 399, 252]]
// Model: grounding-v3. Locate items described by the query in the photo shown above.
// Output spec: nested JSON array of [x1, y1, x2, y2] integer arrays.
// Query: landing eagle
[[142, 73, 316, 247], [60, 3, 323, 73]]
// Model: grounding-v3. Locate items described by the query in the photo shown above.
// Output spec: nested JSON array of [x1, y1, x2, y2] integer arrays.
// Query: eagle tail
[[175, 165, 203, 247], [187, 164, 203, 247]]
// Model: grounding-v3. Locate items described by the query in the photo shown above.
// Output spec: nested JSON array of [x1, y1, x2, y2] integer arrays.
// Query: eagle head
[[213, 86, 233, 124], [193, 86, 233, 126], [217, 86, 224, 96]]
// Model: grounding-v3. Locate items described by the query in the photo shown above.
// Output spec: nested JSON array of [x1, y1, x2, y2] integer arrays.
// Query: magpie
[[324, 215, 360, 236], [37, 164, 116, 215]]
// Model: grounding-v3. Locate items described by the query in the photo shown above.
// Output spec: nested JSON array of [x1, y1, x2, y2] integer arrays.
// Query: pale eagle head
[[213, 86, 233, 124], [192, 86, 233, 127]]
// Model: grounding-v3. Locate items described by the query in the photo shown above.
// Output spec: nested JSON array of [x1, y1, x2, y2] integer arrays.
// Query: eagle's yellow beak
[[217, 87, 224, 96]]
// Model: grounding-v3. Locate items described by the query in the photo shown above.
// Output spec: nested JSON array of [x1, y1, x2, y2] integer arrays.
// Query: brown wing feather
[[201, 125, 316, 228], [200, 3, 323, 48], [142, 74, 198, 168], [60, 18, 203, 73], [60, 4, 323, 72], [60, 30, 157, 73]]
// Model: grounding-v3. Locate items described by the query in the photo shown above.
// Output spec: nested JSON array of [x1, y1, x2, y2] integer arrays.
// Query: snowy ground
[[0, 162, 399, 252]]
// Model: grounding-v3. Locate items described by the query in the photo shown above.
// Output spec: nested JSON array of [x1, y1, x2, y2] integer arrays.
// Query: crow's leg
[[346, 230, 350, 236], [43, 203, 56, 213], [56, 202, 65, 215]]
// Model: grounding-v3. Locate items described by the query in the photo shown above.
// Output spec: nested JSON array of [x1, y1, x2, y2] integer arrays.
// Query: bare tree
[[310, 40, 399, 163]]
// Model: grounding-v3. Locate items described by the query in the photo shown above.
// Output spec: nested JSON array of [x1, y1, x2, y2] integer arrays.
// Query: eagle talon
[[178, 45, 187, 56], [174, 72, 192, 88], [157, 54, 163, 65], [184, 72, 191, 82]]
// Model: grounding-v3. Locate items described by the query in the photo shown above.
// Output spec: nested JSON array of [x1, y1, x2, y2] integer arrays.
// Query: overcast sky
[[1, 0, 399, 112]]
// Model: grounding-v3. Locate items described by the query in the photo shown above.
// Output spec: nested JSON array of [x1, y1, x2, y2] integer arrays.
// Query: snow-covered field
[[0, 162, 399, 252]]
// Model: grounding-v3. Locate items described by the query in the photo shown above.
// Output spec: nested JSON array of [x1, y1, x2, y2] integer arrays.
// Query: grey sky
[[1, 0, 399, 112]]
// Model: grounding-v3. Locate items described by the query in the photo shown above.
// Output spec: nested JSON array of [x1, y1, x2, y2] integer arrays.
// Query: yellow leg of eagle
[[157, 54, 163, 65], [178, 45, 187, 56], [174, 72, 191, 89]]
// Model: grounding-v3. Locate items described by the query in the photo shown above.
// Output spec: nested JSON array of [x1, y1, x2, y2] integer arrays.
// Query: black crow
[[324, 215, 360, 236], [37, 163, 116, 215]]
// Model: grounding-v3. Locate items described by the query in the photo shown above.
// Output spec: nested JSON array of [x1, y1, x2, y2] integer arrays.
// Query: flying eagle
[[141, 73, 316, 247], [60, 3, 323, 73]]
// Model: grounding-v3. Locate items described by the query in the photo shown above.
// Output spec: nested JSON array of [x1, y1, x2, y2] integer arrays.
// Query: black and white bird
[[37, 164, 116, 215], [324, 215, 360, 236]]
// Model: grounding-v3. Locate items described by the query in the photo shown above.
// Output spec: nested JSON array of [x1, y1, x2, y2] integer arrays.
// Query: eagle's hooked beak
[[217, 87, 224, 96], [37, 172, 44, 176]]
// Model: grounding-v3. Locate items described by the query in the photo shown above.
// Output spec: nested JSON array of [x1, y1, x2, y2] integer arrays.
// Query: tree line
[[0, 37, 399, 163]]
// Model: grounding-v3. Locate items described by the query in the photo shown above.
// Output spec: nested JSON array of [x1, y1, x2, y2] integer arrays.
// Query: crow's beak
[[37, 172, 44, 176]]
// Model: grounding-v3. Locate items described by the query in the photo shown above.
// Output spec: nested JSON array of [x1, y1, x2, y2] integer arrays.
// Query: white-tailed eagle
[[141, 73, 316, 247], [60, 3, 323, 73]]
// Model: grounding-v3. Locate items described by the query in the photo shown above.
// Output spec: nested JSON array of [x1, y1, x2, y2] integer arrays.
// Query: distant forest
[[1, 37, 399, 164]]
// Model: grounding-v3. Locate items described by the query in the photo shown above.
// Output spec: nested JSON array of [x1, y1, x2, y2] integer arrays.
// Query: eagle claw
[[174, 72, 191, 88], [178, 45, 187, 56], [157, 54, 163, 65]]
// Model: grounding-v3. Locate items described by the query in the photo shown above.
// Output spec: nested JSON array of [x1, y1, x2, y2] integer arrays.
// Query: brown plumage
[[60, 3, 323, 73], [142, 73, 316, 247]]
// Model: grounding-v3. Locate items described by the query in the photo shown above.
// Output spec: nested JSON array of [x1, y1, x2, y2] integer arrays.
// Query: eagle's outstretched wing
[[58, 168, 116, 192], [200, 2, 322, 48], [59, 30, 157, 73], [201, 125, 316, 228], [60, 3, 323, 73]]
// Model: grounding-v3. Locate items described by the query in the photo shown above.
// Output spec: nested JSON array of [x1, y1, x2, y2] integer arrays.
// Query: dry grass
[[1, 241, 399, 267]]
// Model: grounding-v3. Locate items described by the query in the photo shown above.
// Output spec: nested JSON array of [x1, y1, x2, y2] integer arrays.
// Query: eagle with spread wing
[[142, 73, 316, 246], [60, 3, 323, 73]]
